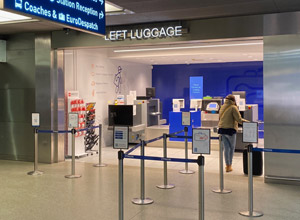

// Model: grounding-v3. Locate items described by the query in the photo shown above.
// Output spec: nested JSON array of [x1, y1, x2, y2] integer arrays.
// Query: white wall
[[65, 48, 152, 146]]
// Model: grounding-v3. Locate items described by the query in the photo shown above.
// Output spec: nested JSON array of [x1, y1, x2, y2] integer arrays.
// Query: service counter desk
[[145, 124, 219, 150]]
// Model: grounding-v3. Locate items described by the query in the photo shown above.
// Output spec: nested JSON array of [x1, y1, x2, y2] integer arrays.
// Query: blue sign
[[190, 76, 203, 99], [4, 0, 105, 35]]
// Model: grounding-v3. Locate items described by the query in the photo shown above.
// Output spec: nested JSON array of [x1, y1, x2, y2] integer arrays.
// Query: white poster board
[[113, 126, 129, 149], [243, 122, 258, 143], [32, 113, 40, 127], [192, 128, 211, 154], [68, 113, 79, 128], [182, 112, 191, 126]]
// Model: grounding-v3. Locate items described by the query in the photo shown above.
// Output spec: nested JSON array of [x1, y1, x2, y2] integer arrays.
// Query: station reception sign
[[2, 0, 105, 35]]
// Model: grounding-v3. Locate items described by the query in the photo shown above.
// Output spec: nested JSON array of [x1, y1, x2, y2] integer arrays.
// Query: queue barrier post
[[212, 135, 232, 194], [132, 140, 154, 205], [179, 127, 195, 174], [156, 133, 175, 189], [94, 124, 107, 167], [239, 145, 263, 217], [28, 128, 43, 176], [65, 128, 81, 179], [197, 155, 205, 220], [118, 150, 125, 220]]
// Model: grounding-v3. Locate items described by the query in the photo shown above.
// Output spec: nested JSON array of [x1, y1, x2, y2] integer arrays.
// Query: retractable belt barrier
[[240, 146, 300, 218], [119, 128, 207, 220], [30, 125, 104, 178], [253, 148, 300, 154]]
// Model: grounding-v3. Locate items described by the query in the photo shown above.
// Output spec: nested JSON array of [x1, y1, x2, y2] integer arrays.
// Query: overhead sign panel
[[3, 0, 105, 35]]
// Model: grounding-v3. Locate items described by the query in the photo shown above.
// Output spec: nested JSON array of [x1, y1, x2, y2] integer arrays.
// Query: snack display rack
[[84, 103, 99, 155]]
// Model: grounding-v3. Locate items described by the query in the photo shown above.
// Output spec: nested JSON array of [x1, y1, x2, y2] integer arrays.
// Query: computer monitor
[[173, 99, 185, 109], [201, 99, 222, 112], [108, 105, 133, 126], [232, 91, 246, 99], [190, 99, 202, 110], [146, 88, 156, 98]]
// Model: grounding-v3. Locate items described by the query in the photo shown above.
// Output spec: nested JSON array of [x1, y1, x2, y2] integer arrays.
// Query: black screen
[[146, 88, 156, 98], [109, 105, 133, 126]]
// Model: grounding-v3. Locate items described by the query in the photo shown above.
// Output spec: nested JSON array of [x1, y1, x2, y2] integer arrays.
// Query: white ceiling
[[107, 38, 263, 65]]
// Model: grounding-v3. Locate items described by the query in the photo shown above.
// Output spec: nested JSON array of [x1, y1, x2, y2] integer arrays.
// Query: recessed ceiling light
[[0, 10, 32, 24]]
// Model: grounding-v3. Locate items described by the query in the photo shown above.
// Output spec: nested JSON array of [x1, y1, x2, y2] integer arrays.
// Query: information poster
[[190, 76, 203, 99], [182, 112, 191, 126], [68, 113, 79, 128], [243, 122, 258, 143], [32, 113, 40, 127], [192, 128, 210, 154], [113, 126, 129, 149]]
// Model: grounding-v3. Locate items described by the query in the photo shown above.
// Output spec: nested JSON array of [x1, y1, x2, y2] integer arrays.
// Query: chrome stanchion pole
[[28, 128, 43, 176], [198, 155, 205, 220], [118, 150, 124, 220], [239, 145, 263, 217], [180, 127, 195, 174], [157, 133, 175, 189], [212, 135, 231, 194], [94, 124, 107, 167], [132, 140, 154, 205], [65, 129, 81, 179]]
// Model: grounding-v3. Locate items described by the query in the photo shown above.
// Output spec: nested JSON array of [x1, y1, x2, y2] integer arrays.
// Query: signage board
[[192, 128, 210, 154], [105, 25, 183, 41], [113, 126, 129, 149], [243, 122, 258, 143], [3, 0, 105, 36], [68, 113, 78, 128], [32, 113, 40, 127], [182, 112, 191, 126], [190, 76, 203, 99]]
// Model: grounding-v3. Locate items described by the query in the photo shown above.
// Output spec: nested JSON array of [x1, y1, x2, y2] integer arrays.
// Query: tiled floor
[[1, 142, 300, 220]]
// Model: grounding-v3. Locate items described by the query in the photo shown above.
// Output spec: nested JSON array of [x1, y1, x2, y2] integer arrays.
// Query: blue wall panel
[[152, 62, 263, 123]]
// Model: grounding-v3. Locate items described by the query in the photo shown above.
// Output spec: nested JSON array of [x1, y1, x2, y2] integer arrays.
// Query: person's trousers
[[220, 134, 237, 166]]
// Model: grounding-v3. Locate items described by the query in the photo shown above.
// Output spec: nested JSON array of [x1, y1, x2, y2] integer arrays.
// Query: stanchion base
[[132, 198, 154, 205], [65, 174, 82, 179], [156, 184, 175, 189], [93, 164, 107, 167], [239, 211, 263, 217], [212, 188, 232, 194], [179, 169, 195, 174], [27, 170, 43, 176]]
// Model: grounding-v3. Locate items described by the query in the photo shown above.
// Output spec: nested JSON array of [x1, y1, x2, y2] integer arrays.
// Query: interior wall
[[0, 33, 35, 161], [264, 34, 300, 182], [64, 48, 152, 146], [152, 61, 263, 123]]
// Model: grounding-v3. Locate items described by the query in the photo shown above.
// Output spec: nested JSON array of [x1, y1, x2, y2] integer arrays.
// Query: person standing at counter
[[218, 95, 248, 172]]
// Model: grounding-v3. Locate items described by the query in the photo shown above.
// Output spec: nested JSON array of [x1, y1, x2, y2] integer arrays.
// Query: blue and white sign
[[4, 0, 106, 35], [113, 126, 129, 149], [190, 76, 203, 99]]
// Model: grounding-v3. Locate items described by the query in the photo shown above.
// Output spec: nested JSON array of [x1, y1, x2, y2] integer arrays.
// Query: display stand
[[85, 102, 99, 156], [67, 91, 86, 158]]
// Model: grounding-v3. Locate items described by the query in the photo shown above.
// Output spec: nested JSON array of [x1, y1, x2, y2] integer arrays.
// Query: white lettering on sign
[[105, 26, 183, 41]]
